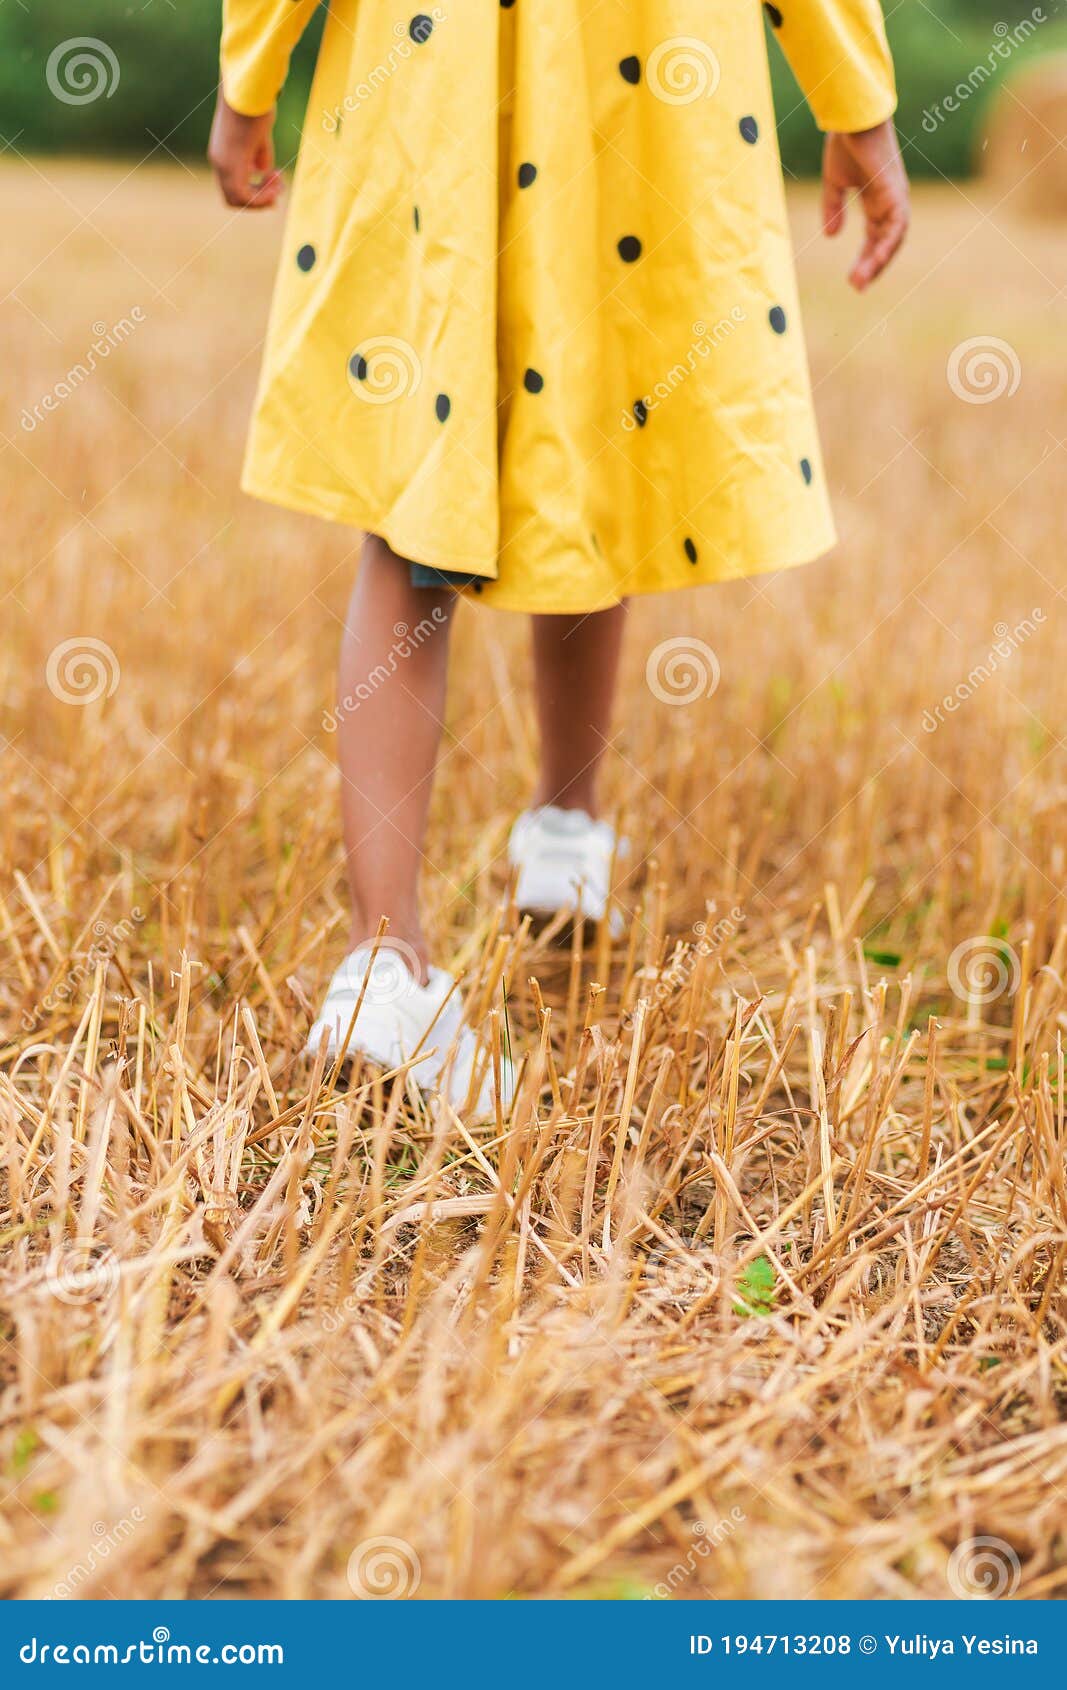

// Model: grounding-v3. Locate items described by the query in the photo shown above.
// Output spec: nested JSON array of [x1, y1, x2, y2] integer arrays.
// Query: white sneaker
[[508, 805, 622, 926], [305, 945, 514, 1115]]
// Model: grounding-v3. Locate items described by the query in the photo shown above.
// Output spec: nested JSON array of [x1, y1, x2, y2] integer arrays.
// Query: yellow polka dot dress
[[221, 1, 896, 613]]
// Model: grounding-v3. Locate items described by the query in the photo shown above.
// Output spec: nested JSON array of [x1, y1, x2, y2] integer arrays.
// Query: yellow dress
[[221, 1, 896, 613]]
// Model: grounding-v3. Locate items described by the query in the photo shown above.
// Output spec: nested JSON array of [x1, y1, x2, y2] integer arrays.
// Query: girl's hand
[[822, 120, 909, 291], [208, 92, 283, 209]]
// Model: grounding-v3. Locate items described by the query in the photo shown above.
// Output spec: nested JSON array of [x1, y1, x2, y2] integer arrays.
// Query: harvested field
[[2, 161, 1067, 1600]]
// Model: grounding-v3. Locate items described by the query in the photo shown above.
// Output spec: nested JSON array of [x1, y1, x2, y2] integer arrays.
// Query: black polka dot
[[769, 305, 788, 334], [764, 4, 784, 27], [500, 0, 516, 8], [409, 14, 433, 43], [739, 116, 759, 144], [523, 368, 544, 394], [413, 205, 421, 232], [633, 399, 648, 428], [349, 352, 368, 381], [800, 458, 813, 484], [435, 393, 451, 423], [617, 235, 642, 263], [518, 161, 538, 189], [296, 244, 316, 272], [619, 55, 641, 84], [684, 537, 698, 564]]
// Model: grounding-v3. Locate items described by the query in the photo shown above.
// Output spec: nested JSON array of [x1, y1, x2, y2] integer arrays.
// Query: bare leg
[[530, 606, 627, 815], [336, 534, 455, 976]]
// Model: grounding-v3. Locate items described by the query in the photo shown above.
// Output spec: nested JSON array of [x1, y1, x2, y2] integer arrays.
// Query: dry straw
[[1, 165, 1066, 1599]]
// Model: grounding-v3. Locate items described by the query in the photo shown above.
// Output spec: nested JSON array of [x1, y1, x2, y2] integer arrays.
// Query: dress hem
[[468, 533, 836, 613], [241, 470, 836, 614], [241, 469, 500, 578]]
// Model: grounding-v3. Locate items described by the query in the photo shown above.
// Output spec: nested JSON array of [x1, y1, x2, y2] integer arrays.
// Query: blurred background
[[4, 0, 1067, 180]]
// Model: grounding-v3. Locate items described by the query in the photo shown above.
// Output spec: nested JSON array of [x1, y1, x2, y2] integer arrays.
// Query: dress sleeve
[[765, 1, 897, 134], [220, 0, 322, 116]]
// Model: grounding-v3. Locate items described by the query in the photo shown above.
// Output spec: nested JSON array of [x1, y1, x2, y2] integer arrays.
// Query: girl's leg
[[530, 606, 627, 815], [336, 534, 456, 976]]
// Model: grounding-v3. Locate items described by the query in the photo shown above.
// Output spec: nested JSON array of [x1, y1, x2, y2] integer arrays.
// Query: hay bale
[[979, 53, 1067, 218]]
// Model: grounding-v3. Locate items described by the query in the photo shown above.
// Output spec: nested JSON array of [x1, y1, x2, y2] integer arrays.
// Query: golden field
[[2, 160, 1067, 1600]]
